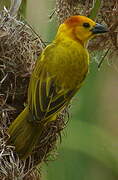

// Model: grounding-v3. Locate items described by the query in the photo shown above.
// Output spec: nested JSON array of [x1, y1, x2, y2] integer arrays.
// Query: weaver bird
[[8, 16, 108, 159]]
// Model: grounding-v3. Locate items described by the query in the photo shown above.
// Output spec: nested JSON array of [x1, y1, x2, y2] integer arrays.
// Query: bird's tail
[[8, 107, 44, 159]]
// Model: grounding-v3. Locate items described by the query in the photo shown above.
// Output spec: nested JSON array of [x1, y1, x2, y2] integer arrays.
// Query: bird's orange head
[[56, 16, 108, 46]]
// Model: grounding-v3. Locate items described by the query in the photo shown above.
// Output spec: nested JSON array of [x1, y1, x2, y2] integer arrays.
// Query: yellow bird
[[8, 16, 108, 159]]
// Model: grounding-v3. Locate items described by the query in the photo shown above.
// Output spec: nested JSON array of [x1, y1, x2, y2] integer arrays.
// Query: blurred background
[[1, 0, 118, 179]]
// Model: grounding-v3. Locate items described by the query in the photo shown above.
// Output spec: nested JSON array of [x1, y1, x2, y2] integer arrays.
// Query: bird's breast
[[52, 49, 88, 89], [57, 54, 89, 89], [45, 40, 89, 90]]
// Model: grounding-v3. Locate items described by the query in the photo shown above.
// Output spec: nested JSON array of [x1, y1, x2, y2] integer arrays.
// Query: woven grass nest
[[0, 8, 69, 180], [0, 0, 118, 179]]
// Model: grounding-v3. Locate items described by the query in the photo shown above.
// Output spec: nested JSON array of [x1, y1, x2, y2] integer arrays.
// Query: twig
[[49, 8, 56, 19], [98, 47, 110, 70]]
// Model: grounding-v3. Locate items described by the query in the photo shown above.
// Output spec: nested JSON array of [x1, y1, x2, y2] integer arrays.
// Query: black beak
[[92, 23, 108, 34]]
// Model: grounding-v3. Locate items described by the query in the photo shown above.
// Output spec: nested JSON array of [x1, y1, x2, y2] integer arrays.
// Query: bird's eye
[[83, 23, 90, 28]]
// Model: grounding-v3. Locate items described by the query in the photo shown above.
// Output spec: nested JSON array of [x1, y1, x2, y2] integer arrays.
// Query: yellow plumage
[[8, 16, 108, 159]]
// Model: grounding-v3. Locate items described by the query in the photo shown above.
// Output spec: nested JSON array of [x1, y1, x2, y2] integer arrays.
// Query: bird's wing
[[28, 59, 75, 123]]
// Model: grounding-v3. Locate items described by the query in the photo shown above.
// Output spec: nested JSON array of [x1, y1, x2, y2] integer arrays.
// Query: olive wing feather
[[28, 43, 79, 122], [28, 64, 75, 122]]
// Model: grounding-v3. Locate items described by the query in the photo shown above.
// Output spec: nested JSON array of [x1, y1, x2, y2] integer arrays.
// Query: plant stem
[[90, 0, 102, 20], [10, 0, 22, 16]]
